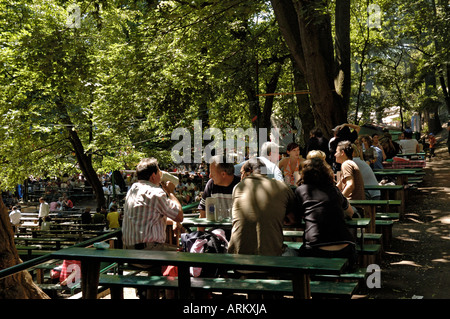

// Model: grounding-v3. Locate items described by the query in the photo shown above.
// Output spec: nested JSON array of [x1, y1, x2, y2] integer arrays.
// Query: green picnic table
[[364, 184, 405, 216], [14, 237, 74, 250], [349, 199, 401, 233], [50, 246, 348, 299], [373, 170, 416, 188]]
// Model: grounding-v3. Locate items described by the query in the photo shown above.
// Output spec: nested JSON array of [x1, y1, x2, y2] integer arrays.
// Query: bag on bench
[[180, 230, 228, 277]]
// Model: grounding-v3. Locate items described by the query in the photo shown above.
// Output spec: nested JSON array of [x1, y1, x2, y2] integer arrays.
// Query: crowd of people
[[119, 124, 435, 275], [4, 119, 448, 299]]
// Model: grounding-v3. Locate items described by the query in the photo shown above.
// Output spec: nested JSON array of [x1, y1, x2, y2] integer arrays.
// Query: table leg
[[395, 188, 405, 219], [177, 265, 191, 299], [292, 273, 311, 299], [80, 260, 101, 299], [359, 205, 375, 233]]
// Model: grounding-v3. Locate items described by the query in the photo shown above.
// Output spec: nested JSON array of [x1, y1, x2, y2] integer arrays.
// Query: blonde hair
[[351, 144, 361, 158], [306, 150, 326, 161]]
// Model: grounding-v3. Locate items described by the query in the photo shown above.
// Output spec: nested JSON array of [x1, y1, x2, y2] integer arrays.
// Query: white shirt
[[234, 156, 284, 181], [9, 209, 22, 225], [122, 180, 180, 245], [103, 186, 110, 195], [109, 184, 121, 194], [398, 139, 419, 154], [38, 202, 50, 218], [353, 157, 381, 199]]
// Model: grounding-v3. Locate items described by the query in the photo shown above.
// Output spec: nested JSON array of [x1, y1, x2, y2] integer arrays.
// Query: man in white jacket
[[38, 197, 50, 226]]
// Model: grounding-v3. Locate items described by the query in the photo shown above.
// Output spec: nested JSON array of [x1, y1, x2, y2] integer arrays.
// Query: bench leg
[[36, 269, 45, 284], [110, 287, 124, 299], [178, 265, 191, 299], [81, 260, 101, 299], [292, 273, 311, 299]]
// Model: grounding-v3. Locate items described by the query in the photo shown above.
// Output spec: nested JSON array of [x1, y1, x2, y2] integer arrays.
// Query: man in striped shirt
[[122, 158, 183, 251]]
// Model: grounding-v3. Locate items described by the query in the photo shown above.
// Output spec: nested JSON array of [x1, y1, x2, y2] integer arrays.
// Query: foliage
[[0, 0, 448, 191]]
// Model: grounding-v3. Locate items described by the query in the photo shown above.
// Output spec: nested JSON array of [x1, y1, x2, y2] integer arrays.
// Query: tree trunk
[[424, 72, 442, 133], [67, 127, 106, 209], [334, 0, 351, 111], [292, 59, 315, 142], [295, 0, 347, 130], [271, 0, 349, 136], [56, 100, 105, 209], [0, 198, 50, 299]]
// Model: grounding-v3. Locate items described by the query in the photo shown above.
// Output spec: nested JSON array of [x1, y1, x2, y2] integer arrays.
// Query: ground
[[366, 130, 450, 299]]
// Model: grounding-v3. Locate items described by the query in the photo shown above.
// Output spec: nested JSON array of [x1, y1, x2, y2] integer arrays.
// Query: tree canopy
[[0, 0, 449, 202]]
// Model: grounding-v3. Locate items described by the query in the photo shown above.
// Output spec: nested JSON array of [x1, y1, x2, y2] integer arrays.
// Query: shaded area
[[368, 141, 450, 299]]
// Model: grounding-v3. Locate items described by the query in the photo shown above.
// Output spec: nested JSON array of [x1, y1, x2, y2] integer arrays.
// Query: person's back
[[353, 157, 381, 199], [107, 205, 121, 229], [296, 183, 354, 248], [81, 209, 92, 225], [9, 208, 22, 226], [107, 211, 120, 229], [398, 130, 419, 154], [398, 139, 418, 154], [92, 209, 105, 224], [228, 160, 296, 256], [306, 128, 330, 163], [294, 158, 357, 271]]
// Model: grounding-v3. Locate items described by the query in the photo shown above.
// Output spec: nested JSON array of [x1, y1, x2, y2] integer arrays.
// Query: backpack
[[180, 230, 227, 254], [180, 230, 228, 277]]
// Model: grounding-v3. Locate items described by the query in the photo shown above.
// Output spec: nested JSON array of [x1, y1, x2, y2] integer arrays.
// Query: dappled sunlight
[[390, 260, 422, 267], [431, 258, 450, 264], [433, 215, 450, 225]]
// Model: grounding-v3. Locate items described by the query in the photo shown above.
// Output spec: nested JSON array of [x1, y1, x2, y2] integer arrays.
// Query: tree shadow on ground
[[366, 147, 450, 299]]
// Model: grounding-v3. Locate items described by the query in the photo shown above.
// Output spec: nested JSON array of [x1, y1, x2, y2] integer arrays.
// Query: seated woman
[[293, 157, 358, 271], [278, 142, 304, 186]]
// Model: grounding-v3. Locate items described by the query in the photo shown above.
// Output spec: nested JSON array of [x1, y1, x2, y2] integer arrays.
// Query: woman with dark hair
[[294, 158, 358, 271], [278, 142, 304, 186]]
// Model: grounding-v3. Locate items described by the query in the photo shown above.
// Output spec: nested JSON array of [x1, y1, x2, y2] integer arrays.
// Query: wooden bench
[[376, 212, 400, 220], [50, 247, 349, 299], [15, 237, 76, 250], [283, 230, 383, 245], [349, 200, 401, 232], [37, 262, 118, 297], [16, 245, 40, 259], [312, 267, 368, 282], [29, 261, 61, 284], [98, 274, 358, 299]]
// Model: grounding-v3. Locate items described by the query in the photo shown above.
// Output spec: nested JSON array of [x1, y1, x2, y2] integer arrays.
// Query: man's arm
[[341, 176, 355, 199], [161, 181, 183, 223]]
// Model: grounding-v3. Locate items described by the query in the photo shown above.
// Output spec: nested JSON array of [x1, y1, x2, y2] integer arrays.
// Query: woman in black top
[[294, 157, 358, 271]]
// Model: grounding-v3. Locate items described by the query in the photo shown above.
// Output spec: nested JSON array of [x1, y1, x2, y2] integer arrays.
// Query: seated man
[[198, 155, 241, 222], [228, 158, 297, 256], [122, 157, 183, 252], [335, 141, 366, 200], [234, 141, 284, 181], [352, 144, 381, 200]]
